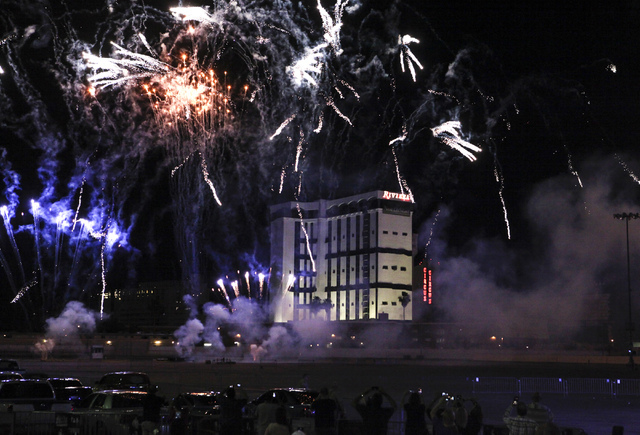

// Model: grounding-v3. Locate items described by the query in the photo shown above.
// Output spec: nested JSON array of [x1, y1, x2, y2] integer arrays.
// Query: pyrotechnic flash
[[83, 41, 168, 90], [398, 34, 424, 82], [244, 272, 251, 297], [285, 273, 296, 292], [11, 278, 38, 304], [258, 273, 265, 299], [431, 121, 482, 161], [231, 280, 240, 298]]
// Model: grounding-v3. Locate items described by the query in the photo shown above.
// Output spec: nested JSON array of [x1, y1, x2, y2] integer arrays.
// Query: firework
[[431, 121, 482, 161]]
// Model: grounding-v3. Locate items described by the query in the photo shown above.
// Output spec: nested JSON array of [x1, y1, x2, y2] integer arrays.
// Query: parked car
[[0, 372, 23, 381], [0, 359, 25, 375], [61, 390, 151, 434], [0, 378, 64, 411], [94, 371, 152, 392], [167, 390, 221, 434], [47, 378, 92, 404], [246, 388, 318, 420]]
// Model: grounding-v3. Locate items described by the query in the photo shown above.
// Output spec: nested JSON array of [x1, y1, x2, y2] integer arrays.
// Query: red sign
[[382, 191, 413, 202]]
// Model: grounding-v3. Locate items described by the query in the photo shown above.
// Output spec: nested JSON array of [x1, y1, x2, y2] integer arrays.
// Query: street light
[[613, 212, 640, 369]]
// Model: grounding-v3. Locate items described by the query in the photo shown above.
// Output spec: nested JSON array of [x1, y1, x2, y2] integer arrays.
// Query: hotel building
[[269, 190, 413, 322]]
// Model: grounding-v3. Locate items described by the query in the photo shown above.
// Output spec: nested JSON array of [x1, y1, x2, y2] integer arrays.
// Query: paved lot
[[15, 357, 640, 434]]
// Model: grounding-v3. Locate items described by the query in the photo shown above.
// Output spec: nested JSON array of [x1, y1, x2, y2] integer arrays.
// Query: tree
[[398, 291, 411, 321]]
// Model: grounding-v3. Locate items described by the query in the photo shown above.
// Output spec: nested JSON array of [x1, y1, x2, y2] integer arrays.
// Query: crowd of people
[[165, 381, 559, 435]]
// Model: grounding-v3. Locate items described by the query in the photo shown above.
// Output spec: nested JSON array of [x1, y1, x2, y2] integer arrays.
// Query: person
[[265, 406, 290, 435], [401, 390, 427, 435], [141, 386, 165, 435], [462, 399, 483, 435], [311, 387, 339, 435], [526, 392, 554, 425], [428, 394, 459, 435], [298, 373, 310, 389], [351, 386, 397, 435], [218, 385, 248, 435], [503, 398, 538, 435], [256, 392, 284, 435]]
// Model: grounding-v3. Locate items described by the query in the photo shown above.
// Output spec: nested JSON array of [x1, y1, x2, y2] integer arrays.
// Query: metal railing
[[472, 377, 640, 397]]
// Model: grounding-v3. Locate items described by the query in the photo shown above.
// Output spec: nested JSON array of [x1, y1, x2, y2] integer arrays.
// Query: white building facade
[[270, 190, 413, 323]]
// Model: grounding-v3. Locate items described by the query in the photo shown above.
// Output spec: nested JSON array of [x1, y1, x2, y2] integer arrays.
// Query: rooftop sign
[[382, 191, 412, 202]]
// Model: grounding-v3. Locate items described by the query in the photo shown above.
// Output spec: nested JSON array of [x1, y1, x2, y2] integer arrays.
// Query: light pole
[[613, 212, 640, 369]]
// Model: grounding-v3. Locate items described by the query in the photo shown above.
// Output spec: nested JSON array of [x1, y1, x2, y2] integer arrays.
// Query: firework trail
[[0, 0, 610, 334], [431, 121, 482, 161], [10, 277, 37, 304], [0, 206, 25, 284]]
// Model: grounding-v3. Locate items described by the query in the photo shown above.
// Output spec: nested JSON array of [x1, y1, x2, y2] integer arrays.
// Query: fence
[[472, 377, 640, 397]]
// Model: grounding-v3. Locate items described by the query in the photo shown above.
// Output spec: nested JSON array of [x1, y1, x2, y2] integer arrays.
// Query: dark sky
[[1, 0, 640, 336]]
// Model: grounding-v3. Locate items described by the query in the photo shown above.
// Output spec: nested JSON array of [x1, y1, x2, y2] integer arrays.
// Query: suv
[[0, 379, 63, 411], [62, 390, 150, 434], [94, 372, 152, 392]]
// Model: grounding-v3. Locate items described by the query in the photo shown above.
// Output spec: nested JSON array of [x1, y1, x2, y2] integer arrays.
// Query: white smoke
[[34, 301, 100, 357], [429, 154, 640, 346]]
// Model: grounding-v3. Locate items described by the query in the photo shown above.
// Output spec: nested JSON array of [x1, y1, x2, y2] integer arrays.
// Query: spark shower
[[0, 0, 624, 333]]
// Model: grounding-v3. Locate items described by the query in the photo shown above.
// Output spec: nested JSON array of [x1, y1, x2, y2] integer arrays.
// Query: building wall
[[270, 190, 413, 323]]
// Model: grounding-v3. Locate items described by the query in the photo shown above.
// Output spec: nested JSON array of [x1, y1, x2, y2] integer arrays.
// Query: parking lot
[[6, 357, 639, 434]]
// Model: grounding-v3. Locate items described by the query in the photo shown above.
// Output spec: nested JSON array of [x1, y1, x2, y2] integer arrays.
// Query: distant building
[[270, 190, 413, 322], [102, 280, 189, 331]]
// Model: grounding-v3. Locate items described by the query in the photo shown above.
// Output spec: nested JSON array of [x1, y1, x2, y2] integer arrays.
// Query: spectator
[[428, 394, 460, 435], [256, 393, 284, 435], [503, 399, 538, 435], [218, 385, 248, 435], [311, 386, 339, 435], [462, 399, 483, 435], [298, 373, 310, 389], [352, 386, 397, 435], [141, 386, 165, 435], [401, 390, 427, 435], [527, 392, 554, 425], [265, 406, 290, 435]]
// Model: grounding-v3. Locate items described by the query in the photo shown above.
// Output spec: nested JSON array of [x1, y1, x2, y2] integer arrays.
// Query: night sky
[[0, 0, 639, 343]]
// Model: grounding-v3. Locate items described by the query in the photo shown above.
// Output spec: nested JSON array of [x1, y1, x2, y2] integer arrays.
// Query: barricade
[[472, 376, 640, 397], [565, 378, 614, 395], [520, 377, 566, 395], [613, 378, 640, 396], [0, 410, 56, 435]]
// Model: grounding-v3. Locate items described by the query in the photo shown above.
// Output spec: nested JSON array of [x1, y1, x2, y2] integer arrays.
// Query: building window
[[382, 266, 388, 270], [383, 230, 388, 234], [402, 232, 408, 236], [391, 266, 397, 271], [393, 231, 398, 235], [401, 267, 407, 271], [392, 302, 397, 306], [382, 301, 388, 305]]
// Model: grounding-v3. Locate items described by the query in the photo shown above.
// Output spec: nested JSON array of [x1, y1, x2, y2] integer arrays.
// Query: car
[[0, 359, 25, 375], [94, 371, 152, 392], [62, 390, 151, 434], [47, 377, 93, 404], [0, 372, 23, 381], [0, 378, 63, 411], [167, 390, 221, 434], [247, 388, 318, 420]]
